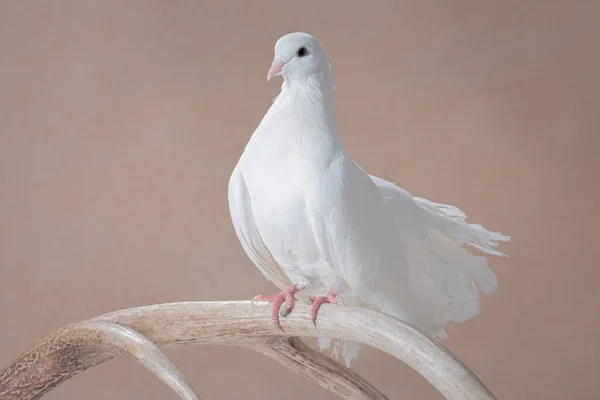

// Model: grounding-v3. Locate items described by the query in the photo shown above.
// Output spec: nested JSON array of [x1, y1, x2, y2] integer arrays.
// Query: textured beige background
[[1, 1, 599, 399]]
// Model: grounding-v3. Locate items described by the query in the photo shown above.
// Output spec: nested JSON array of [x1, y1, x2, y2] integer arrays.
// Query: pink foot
[[307, 291, 339, 325], [252, 284, 301, 327]]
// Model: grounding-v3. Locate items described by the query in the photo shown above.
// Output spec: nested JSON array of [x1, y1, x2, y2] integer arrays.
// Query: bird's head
[[267, 32, 331, 83]]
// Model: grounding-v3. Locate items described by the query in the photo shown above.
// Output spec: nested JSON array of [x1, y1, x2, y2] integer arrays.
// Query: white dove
[[228, 32, 509, 367]]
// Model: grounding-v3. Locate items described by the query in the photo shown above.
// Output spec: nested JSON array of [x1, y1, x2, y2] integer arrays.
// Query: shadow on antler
[[0, 301, 496, 400]]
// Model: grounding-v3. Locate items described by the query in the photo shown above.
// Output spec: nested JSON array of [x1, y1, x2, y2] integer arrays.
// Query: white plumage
[[228, 32, 509, 367]]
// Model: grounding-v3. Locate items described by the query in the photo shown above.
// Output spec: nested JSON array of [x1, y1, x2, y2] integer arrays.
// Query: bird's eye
[[296, 47, 308, 58]]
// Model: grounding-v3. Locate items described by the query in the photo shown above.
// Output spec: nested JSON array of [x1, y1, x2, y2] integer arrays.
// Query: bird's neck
[[284, 69, 335, 99], [275, 70, 341, 144], [283, 69, 336, 109], [246, 70, 343, 170]]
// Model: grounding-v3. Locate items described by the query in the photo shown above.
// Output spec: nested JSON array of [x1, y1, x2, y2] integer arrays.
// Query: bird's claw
[[306, 291, 339, 326], [251, 284, 301, 327]]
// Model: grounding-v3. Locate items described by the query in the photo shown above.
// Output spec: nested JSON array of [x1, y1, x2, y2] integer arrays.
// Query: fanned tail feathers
[[414, 197, 510, 257], [409, 196, 510, 335], [322, 177, 510, 367]]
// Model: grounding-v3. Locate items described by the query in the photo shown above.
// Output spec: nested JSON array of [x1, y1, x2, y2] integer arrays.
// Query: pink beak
[[267, 61, 284, 81]]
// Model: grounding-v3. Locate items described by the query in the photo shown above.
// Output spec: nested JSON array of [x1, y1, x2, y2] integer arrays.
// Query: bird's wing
[[305, 156, 409, 308], [228, 165, 291, 290]]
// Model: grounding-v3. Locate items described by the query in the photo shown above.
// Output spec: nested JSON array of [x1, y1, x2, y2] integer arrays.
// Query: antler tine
[[0, 320, 200, 400]]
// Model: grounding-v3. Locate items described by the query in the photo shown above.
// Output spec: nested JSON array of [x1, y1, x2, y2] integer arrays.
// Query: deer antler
[[0, 301, 496, 399]]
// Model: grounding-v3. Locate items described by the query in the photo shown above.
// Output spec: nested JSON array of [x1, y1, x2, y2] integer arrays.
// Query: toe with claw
[[307, 291, 339, 325], [251, 284, 302, 327]]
